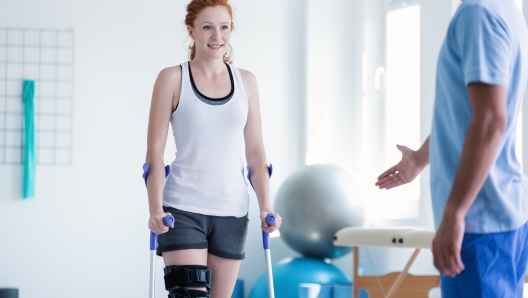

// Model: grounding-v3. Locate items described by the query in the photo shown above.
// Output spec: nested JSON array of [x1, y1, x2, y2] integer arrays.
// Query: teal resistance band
[[22, 80, 36, 199]]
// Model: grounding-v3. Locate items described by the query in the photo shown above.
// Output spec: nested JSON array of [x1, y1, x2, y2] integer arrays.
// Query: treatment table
[[334, 228, 439, 298]]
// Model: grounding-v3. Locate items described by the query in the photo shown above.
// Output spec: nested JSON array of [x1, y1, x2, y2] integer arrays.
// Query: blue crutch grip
[[149, 214, 175, 250], [266, 214, 275, 225], [163, 214, 175, 227], [262, 214, 275, 250]]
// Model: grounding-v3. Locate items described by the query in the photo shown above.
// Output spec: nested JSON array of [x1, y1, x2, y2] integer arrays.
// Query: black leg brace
[[164, 265, 212, 290], [168, 288, 210, 298]]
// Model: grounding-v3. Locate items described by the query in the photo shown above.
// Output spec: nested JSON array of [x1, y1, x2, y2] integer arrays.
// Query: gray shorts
[[157, 206, 249, 260]]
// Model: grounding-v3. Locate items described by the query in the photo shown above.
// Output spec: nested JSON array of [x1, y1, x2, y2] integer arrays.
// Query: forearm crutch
[[143, 162, 175, 298], [247, 165, 275, 298]]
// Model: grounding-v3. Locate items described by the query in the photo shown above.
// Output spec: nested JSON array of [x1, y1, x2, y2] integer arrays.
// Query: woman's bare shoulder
[[237, 67, 256, 80], [237, 67, 258, 89], [156, 65, 183, 86]]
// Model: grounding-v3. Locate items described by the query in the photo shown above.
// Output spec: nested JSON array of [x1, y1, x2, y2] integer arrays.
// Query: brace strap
[[168, 288, 210, 298], [164, 265, 212, 290]]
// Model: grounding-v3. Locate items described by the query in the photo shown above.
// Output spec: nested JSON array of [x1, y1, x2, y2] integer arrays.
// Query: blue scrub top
[[430, 0, 528, 233]]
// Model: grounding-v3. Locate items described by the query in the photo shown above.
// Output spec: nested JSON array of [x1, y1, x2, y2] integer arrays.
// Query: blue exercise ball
[[274, 164, 365, 259], [248, 257, 350, 298]]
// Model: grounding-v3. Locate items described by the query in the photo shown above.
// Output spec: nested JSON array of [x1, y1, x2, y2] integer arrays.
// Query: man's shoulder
[[454, 0, 516, 24]]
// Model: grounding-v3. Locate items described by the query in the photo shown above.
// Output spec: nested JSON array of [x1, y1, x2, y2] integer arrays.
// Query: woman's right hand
[[375, 144, 424, 190], [149, 211, 174, 234], [260, 211, 282, 234]]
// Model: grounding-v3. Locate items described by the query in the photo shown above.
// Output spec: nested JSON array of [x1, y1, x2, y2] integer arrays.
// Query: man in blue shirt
[[376, 0, 528, 296]]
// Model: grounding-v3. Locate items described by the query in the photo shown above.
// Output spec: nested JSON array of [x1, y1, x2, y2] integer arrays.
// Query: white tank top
[[162, 62, 249, 217]]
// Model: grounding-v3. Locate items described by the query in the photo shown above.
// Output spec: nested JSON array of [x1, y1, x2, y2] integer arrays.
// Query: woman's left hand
[[260, 211, 281, 233]]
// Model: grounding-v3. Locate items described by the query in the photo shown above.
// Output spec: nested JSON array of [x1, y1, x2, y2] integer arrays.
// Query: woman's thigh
[[163, 248, 208, 266], [207, 253, 241, 298]]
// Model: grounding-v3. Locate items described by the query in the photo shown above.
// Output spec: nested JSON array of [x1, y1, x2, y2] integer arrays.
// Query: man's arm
[[433, 82, 507, 277]]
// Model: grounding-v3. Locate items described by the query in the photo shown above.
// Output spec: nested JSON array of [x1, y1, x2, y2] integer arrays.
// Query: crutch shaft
[[265, 249, 275, 298], [149, 251, 156, 298]]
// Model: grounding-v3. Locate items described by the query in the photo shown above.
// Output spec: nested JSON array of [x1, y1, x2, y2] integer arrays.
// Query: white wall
[[305, 0, 363, 173], [0, 0, 304, 297]]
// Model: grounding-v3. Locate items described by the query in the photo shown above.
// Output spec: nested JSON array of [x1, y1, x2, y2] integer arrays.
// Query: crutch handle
[[266, 214, 276, 226], [163, 214, 175, 227], [149, 214, 175, 250], [262, 214, 276, 250]]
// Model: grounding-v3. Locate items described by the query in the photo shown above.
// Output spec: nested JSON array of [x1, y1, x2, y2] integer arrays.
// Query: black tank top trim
[[188, 62, 234, 106]]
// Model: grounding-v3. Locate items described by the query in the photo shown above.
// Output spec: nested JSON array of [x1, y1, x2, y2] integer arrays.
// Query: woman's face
[[188, 5, 232, 61]]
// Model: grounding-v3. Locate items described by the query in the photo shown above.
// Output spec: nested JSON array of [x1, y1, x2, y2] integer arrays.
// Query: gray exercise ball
[[274, 164, 364, 259]]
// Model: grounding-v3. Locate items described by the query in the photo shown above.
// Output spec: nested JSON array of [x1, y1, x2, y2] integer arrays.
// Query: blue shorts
[[441, 221, 528, 297]]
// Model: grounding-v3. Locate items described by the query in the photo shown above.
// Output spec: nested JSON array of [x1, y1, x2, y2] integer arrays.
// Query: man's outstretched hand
[[375, 144, 425, 189]]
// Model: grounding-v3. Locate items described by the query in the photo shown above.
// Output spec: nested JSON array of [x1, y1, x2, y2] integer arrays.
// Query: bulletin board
[[0, 28, 74, 165]]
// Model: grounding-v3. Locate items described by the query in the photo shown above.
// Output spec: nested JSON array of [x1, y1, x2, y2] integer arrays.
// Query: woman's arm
[[240, 69, 281, 233], [145, 66, 181, 234]]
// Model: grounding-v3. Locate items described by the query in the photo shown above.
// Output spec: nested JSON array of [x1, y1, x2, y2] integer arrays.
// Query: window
[[373, 4, 421, 219]]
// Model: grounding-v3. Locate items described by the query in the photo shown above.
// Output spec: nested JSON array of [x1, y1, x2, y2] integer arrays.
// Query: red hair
[[185, 0, 234, 64]]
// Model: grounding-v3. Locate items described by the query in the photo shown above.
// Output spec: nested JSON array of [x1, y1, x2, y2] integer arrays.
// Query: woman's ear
[[187, 25, 195, 40]]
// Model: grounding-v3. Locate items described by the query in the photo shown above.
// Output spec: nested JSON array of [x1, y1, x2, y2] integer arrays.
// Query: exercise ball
[[248, 257, 349, 298], [231, 280, 244, 298], [275, 164, 364, 259]]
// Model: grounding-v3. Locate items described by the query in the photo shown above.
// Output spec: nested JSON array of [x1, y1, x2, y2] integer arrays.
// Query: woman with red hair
[[144, 1, 281, 297]]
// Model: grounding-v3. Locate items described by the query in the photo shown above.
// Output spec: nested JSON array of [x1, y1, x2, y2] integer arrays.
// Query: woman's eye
[[221, 25, 229, 30], [203, 25, 211, 30]]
